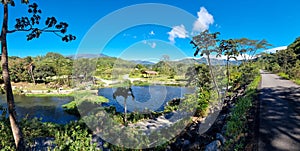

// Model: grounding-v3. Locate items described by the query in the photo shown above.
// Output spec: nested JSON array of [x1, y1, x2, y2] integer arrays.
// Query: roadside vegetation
[[258, 36, 300, 84]]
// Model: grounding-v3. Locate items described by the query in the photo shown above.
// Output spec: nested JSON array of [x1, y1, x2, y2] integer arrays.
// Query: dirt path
[[259, 70, 300, 151]]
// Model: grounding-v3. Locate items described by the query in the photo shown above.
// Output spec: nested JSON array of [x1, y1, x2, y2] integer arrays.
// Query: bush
[[224, 75, 261, 150], [53, 121, 98, 150], [278, 72, 289, 80]]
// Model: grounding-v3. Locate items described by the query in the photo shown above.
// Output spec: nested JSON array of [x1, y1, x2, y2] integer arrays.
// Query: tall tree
[[0, 1, 75, 149], [236, 38, 271, 61], [219, 39, 239, 94], [190, 30, 221, 98]]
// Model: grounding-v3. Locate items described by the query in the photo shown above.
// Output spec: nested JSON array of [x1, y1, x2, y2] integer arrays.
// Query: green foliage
[[53, 121, 98, 150], [185, 63, 211, 89], [152, 61, 176, 77], [0, 110, 99, 150], [287, 37, 300, 60], [224, 75, 261, 150], [278, 72, 289, 80], [62, 91, 109, 115], [237, 63, 259, 86], [260, 37, 300, 81]]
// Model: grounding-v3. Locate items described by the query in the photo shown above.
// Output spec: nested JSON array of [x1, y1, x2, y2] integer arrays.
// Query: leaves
[[0, 0, 15, 6], [62, 34, 76, 42], [10, 2, 76, 42], [190, 30, 220, 57], [21, 0, 29, 4], [45, 17, 57, 28]]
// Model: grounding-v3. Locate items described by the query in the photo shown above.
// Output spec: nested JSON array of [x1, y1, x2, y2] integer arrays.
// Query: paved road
[[259, 71, 300, 151]]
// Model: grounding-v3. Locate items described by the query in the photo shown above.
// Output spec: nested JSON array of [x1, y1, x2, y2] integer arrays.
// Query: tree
[[152, 60, 175, 77], [190, 30, 221, 98], [113, 81, 135, 126], [236, 38, 271, 62], [287, 37, 300, 60], [218, 39, 239, 94], [0, 1, 75, 149], [276, 48, 297, 73], [185, 64, 211, 90]]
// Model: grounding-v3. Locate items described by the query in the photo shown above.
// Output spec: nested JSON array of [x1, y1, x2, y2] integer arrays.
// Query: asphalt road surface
[[259, 70, 300, 151]]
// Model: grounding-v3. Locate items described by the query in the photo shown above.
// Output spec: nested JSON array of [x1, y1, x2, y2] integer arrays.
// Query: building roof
[[142, 70, 158, 75]]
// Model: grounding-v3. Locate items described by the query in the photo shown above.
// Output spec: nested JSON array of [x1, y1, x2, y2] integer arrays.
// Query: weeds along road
[[259, 70, 300, 151]]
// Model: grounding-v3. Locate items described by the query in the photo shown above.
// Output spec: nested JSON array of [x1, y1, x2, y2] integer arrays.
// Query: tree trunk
[[226, 58, 230, 96], [1, 4, 25, 150], [206, 54, 220, 99], [29, 65, 35, 84], [124, 99, 127, 126]]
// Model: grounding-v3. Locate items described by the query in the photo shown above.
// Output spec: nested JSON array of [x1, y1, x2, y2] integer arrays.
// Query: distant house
[[142, 70, 158, 78]]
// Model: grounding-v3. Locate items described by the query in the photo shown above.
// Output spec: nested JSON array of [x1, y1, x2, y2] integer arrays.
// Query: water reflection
[[100, 86, 195, 113], [0, 95, 78, 124]]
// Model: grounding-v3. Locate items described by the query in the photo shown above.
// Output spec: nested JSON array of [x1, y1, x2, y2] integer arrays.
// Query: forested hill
[[0, 49, 248, 85], [258, 36, 300, 84]]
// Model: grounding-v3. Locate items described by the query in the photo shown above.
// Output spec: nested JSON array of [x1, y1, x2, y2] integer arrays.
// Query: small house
[[142, 70, 158, 78]]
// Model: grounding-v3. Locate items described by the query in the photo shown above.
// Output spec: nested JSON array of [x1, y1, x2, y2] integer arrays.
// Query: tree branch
[[7, 28, 33, 33]]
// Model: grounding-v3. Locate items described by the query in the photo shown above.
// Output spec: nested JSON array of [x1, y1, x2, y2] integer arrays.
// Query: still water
[[0, 86, 195, 124], [0, 95, 78, 124], [99, 86, 195, 112]]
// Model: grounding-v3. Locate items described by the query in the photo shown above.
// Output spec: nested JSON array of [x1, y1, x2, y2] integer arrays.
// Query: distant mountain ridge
[[66, 53, 110, 59], [66, 53, 241, 65], [129, 60, 155, 65]]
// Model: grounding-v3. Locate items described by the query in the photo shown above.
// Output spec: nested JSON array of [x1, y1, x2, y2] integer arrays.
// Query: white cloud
[[142, 40, 157, 49], [149, 30, 155, 36], [149, 42, 157, 48], [264, 46, 287, 53], [168, 24, 188, 44], [193, 7, 214, 32], [207, 54, 252, 61]]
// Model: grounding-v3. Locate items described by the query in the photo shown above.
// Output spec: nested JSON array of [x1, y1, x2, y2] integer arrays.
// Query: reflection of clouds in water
[[115, 86, 167, 112]]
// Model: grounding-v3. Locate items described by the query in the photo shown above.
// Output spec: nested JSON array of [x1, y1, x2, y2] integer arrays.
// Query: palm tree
[[113, 86, 135, 126]]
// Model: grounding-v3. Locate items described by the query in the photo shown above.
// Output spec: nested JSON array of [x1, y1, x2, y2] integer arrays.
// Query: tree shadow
[[258, 86, 300, 150]]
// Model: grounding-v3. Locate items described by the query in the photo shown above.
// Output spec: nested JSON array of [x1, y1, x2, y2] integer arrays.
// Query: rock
[[166, 145, 172, 151], [221, 124, 227, 135], [183, 140, 191, 146], [188, 141, 201, 150], [216, 133, 226, 145], [146, 124, 156, 130], [205, 140, 221, 151], [92, 135, 104, 149], [31, 137, 55, 150]]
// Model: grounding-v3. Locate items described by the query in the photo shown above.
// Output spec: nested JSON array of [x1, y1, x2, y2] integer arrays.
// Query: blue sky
[[1, 0, 300, 60]]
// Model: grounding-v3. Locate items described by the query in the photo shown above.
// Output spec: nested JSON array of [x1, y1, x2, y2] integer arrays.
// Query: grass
[[278, 72, 289, 80], [277, 72, 300, 85], [293, 79, 300, 85], [25, 93, 74, 97], [224, 75, 261, 150]]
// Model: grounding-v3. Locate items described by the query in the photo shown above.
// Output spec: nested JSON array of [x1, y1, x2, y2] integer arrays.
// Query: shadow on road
[[259, 86, 300, 151]]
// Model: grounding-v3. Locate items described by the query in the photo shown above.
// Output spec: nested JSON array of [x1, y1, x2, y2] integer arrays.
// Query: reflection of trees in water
[[113, 87, 135, 126]]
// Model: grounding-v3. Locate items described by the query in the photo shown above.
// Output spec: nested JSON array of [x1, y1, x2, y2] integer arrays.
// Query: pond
[[99, 86, 195, 113], [0, 86, 195, 124], [0, 95, 78, 124]]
